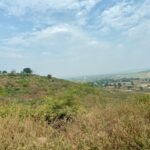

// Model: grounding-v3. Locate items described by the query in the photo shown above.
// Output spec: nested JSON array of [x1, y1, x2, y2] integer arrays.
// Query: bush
[[135, 94, 150, 103], [0, 96, 79, 125], [41, 97, 78, 124], [22, 68, 32, 74], [2, 70, 7, 74], [47, 74, 52, 79]]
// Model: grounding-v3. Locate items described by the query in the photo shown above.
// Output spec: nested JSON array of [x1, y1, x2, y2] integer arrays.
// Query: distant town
[[88, 78, 150, 92], [71, 70, 150, 93]]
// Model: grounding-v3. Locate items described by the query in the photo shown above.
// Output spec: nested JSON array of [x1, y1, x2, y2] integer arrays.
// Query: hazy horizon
[[0, 0, 150, 78]]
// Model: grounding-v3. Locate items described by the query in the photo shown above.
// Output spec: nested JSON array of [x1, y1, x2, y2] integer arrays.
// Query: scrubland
[[0, 75, 150, 150]]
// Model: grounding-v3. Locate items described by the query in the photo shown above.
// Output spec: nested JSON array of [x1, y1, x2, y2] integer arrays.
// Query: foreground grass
[[0, 96, 150, 150], [0, 75, 150, 149]]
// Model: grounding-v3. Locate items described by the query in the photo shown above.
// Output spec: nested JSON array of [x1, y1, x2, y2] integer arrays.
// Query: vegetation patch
[[0, 73, 150, 149]]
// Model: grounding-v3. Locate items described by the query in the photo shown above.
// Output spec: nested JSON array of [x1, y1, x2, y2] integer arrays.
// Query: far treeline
[[0, 68, 52, 79]]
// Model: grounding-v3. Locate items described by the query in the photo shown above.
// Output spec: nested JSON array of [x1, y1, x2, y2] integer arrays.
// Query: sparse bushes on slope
[[0, 74, 150, 149]]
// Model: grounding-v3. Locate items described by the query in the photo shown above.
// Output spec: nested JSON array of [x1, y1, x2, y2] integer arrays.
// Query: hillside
[[0, 74, 150, 150], [0, 74, 103, 108], [0, 74, 75, 100]]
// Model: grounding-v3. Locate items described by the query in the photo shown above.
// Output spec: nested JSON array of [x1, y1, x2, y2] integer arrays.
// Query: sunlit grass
[[0, 75, 150, 149]]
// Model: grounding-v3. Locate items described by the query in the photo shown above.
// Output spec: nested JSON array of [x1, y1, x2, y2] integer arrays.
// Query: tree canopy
[[22, 68, 32, 74]]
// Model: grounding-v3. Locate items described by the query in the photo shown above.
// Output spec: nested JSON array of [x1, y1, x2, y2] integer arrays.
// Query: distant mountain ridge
[[70, 69, 150, 82]]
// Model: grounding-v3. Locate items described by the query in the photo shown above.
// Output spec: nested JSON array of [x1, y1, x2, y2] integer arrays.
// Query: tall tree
[[22, 68, 32, 74]]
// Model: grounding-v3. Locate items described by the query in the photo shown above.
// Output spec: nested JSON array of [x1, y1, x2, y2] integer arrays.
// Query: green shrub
[[0, 96, 79, 124], [135, 94, 150, 103]]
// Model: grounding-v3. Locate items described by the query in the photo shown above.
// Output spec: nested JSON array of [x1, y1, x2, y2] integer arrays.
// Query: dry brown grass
[[0, 99, 150, 150], [0, 117, 70, 150], [0, 75, 150, 149], [64, 101, 150, 150]]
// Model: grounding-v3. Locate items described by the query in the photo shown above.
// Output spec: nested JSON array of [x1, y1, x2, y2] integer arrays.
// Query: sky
[[0, 0, 150, 78]]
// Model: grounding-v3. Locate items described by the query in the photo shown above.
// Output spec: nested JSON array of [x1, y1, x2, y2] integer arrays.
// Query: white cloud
[[0, 24, 115, 76], [100, 0, 150, 30], [2, 24, 106, 50], [0, 0, 75, 16], [125, 20, 150, 52], [0, 0, 101, 31], [127, 20, 150, 40], [0, 0, 100, 17], [0, 48, 23, 59], [2, 37, 25, 46], [101, 2, 133, 29]]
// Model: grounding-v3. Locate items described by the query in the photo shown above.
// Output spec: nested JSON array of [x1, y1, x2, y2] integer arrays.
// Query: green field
[[0, 74, 150, 150]]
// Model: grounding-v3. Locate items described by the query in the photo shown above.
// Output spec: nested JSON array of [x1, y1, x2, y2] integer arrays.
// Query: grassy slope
[[0, 75, 150, 150]]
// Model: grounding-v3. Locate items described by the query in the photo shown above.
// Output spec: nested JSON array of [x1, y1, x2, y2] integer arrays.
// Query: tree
[[104, 82, 109, 88], [2, 70, 7, 74], [22, 68, 32, 74], [47, 74, 52, 79], [131, 81, 134, 86], [118, 82, 122, 88], [114, 83, 117, 88], [127, 86, 132, 90]]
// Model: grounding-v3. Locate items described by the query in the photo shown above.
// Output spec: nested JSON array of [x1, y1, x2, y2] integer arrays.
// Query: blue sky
[[0, 0, 150, 77]]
